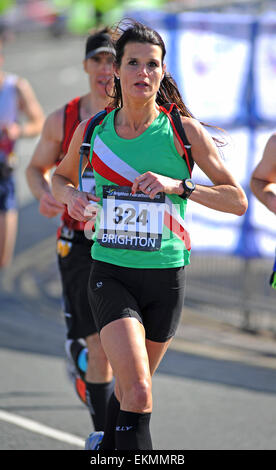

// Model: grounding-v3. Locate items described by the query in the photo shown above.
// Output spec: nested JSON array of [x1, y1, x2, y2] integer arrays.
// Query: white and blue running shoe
[[85, 431, 104, 450]]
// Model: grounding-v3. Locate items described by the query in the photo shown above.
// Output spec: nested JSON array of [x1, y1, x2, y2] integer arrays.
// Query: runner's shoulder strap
[[80, 107, 112, 157], [159, 103, 194, 176], [78, 107, 113, 191]]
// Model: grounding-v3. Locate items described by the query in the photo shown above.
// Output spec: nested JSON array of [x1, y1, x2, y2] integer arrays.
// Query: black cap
[[85, 31, 115, 60]]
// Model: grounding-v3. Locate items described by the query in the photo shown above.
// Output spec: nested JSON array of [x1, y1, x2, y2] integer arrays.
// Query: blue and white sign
[[124, 10, 276, 258]]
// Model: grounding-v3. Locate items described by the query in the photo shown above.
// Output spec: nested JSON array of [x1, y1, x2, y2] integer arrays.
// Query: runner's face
[[116, 42, 165, 103], [84, 52, 114, 97]]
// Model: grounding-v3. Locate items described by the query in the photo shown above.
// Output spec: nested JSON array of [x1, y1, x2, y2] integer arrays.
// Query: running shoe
[[85, 431, 104, 450]]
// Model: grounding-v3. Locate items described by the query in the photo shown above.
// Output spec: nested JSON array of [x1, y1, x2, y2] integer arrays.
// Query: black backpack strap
[[80, 109, 108, 156], [78, 109, 108, 191], [160, 103, 194, 176]]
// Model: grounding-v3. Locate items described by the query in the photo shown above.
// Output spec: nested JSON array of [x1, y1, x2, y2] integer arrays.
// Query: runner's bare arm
[[26, 109, 65, 217], [52, 120, 100, 222], [133, 118, 247, 216], [178, 118, 247, 215], [26, 108, 63, 199], [14, 77, 44, 139], [250, 133, 276, 214]]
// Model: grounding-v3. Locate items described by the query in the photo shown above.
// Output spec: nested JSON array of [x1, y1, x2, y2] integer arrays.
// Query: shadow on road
[[15, 200, 60, 256], [158, 348, 276, 395], [1, 293, 276, 397]]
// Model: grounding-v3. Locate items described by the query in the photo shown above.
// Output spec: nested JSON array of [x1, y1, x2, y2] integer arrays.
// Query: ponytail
[[156, 73, 194, 118]]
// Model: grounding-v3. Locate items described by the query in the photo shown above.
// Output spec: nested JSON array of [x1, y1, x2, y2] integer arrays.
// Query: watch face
[[186, 179, 194, 190], [185, 178, 195, 191], [180, 178, 195, 199]]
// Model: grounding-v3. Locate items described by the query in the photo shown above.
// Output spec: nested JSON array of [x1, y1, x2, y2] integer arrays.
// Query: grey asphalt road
[[1, 30, 276, 452], [1, 249, 276, 451]]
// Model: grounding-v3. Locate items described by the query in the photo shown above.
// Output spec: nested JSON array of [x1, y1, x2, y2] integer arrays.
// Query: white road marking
[[0, 409, 85, 448]]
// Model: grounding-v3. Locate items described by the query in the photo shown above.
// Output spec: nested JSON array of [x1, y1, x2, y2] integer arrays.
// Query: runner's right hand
[[67, 189, 100, 222], [39, 191, 65, 218]]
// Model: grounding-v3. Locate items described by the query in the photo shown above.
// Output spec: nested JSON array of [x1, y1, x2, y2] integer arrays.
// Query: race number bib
[[98, 186, 165, 251]]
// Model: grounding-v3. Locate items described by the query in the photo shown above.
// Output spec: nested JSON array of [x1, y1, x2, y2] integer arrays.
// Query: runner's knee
[[121, 378, 152, 413]]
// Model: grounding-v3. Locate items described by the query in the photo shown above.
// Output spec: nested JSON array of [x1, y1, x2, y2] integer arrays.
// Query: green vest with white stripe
[[89, 108, 191, 269]]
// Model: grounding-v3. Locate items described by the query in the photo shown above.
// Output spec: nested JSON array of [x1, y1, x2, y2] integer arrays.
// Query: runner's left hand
[[4, 123, 22, 141], [132, 171, 181, 199]]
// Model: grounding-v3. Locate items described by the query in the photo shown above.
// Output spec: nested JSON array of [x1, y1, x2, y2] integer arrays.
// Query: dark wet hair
[[111, 20, 194, 118]]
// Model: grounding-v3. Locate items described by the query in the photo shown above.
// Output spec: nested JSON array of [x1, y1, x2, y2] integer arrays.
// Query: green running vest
[[89, 109, 191, 269]]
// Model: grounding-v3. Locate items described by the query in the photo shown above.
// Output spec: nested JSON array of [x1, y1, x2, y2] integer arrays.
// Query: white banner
[[177, 13, 252, 124], [188, 127, 276, 257], [255, 13, 276, 121]]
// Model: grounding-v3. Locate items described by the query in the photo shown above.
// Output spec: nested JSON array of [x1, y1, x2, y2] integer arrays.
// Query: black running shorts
[[57, 230, 97, 339], [88, 260, 186, 343]]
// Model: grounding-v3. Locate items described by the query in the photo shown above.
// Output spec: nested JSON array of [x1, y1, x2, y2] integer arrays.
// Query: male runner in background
[[26, 29, 114, 430]]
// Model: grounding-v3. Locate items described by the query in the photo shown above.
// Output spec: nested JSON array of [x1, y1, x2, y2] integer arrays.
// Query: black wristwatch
[[179, 178, 196, 199]]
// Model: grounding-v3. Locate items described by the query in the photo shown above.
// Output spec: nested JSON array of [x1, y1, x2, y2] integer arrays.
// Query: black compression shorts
[[57, 230, 97, 339], [88, 260, 186, 343]]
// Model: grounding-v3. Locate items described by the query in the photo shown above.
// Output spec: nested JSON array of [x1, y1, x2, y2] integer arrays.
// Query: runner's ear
[[113, 62, 120, 79], [161, 63, 166, 81], [83, 59, 88, 74]]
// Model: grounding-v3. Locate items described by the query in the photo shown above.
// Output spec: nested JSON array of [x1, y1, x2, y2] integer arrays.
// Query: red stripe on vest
[[92, 151, 132, 187], [164, 211, 191, 251]]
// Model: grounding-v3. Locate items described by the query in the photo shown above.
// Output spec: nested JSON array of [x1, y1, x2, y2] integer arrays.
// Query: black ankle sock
[[115, 410, 152, 450], [100, 392, 120, 450], [85, 381, 114, 431]]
